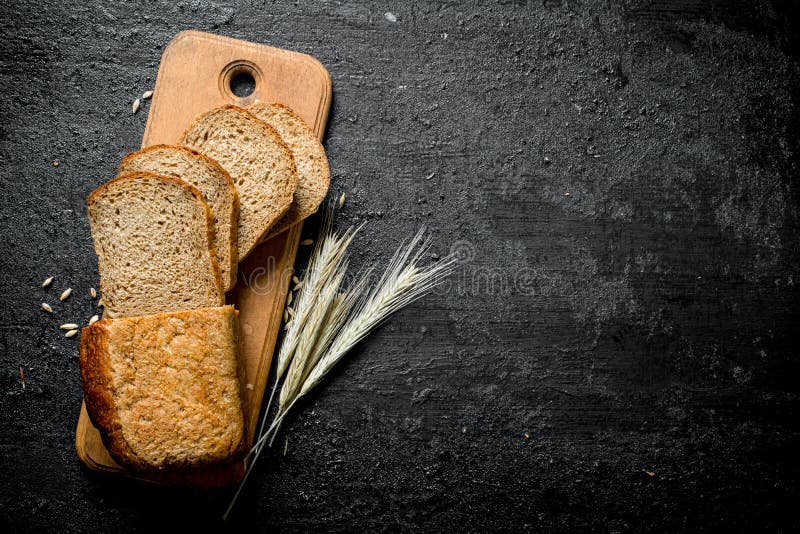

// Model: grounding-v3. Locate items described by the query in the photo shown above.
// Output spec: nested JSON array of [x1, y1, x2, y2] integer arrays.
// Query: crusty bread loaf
[[87, 172, 224, 318], [248, 103, 330, 239], [80, 305, 246, 475], [181, 105, 298, 260], [118, 145, 239, 291]]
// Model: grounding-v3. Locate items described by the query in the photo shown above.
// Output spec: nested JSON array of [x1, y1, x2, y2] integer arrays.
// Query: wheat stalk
[[265, 269, 372, 447], [254, 216, 359, 450], [226, 227, 456, 520], [253, 228, 456, 451]]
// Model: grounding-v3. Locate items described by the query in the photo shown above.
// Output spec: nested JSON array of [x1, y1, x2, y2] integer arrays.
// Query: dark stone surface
[[2, 0, 799, 532]]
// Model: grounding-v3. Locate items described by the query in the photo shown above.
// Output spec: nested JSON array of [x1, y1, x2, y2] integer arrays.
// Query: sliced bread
[[87, 172, 224, 318], [248, 103, 330, 239], [181, 105, 298, 260], [80, 305, 245, 474], [118, 145, 239, 291]]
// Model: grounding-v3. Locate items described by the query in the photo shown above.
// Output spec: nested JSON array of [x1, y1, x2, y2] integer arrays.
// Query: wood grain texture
[[74, 30, 331, 484]]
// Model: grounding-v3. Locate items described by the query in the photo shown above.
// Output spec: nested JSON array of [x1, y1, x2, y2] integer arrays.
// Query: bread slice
[[80, 306, 245, 475], [118, 145, 239, 291], [181, 105, 298, 260], [87, 172, 224, 318], [248, 103, 330, 239]]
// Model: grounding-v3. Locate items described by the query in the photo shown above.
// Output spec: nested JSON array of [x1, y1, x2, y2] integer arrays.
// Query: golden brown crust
[[79, 307, 246, 482], [80, 321, 145, 470]]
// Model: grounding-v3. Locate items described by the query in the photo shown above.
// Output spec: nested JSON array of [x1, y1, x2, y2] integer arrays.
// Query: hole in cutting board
[[230, 70, 255, 97], [220, 60, 263, 104]]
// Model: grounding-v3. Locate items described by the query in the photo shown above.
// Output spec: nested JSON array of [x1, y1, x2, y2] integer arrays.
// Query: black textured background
[[2, 1, 800, 532]]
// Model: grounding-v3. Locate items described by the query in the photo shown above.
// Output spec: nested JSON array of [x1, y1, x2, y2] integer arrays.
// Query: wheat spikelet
[[278, 268, 347, 409], [301, 229, 456, 395], [254, 216, 360, 453]]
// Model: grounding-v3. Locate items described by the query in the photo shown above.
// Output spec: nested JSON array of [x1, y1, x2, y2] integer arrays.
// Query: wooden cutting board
[[74, 30, 332, 485]]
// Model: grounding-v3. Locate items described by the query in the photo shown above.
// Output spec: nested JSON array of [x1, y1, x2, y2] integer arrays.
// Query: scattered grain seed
[[283, 309, 289, 323], [41, 303, 53, 313], [65, 329, 78, 338], [338, 192, 346, 208], [59, 288, 72, 301], [90, 287, 97, 299], [142, 90, 153, 100], [246, 383, 254, 390], [384, 12, 397, 22], [42, 276, 54, 288], [293, 282, 302, 291], [286, 292, 293, 306], [300, 239, 314, 246], [53, 160, 60, 167], [565, 192, 571, 197], [292, 275, 300, 285], [462, 426, 468, 434], [523, 432, 530, 439], [88, 315, 99, 325], [60, 323, 79, 330], [644, 470, 655, 477], [132, 99, 141, 114]]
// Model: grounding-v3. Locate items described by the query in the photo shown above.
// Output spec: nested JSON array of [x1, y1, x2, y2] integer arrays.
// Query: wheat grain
[[60, 323, 79, 330], [88, 315, 99, 325], [41, 303, 53, 313], [65, 330, 78, 338], [59, 288, 72, 301], [300, 239, 314, 246], [142, 90, 153, 100], [132, 99, 140, 113], [42, 276, 54, 288], [338, 192, 346, 208], [90, 287, 97, 299]]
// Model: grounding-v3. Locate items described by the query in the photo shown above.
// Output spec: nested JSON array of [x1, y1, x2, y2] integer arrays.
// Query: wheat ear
[[255, 219, 359, 452], [265, 269, 372, 447], [228, 228, 456, 520], [300, 228, 456, 395], [253, 228, 456, 451], [279, 268, 347, 409]]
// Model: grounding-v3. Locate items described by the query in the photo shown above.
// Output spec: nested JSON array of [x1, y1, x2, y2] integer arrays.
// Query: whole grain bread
[[80, 306, 246, 475], [87, 172, 224, 318], [118, 145, 239, 291], [181, 105, 298, 260], [248, 102, 330, 239]]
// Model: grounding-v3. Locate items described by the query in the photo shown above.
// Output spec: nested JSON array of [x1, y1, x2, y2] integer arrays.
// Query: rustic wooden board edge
[[74, 30, 332, 485]]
